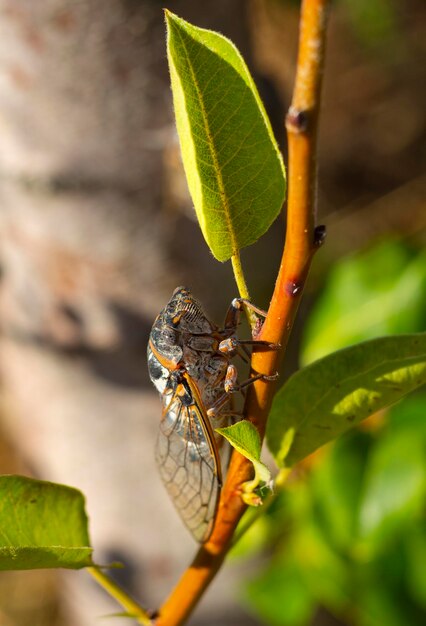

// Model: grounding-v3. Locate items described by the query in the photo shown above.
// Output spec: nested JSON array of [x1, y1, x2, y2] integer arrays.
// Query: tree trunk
[[0, 1, 254, 624]]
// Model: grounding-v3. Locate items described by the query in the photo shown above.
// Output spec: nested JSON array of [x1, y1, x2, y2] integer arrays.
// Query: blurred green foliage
[[280, 0, 398, 52], [301, 240, 426, 365], [238, 239, 426, 626], [340, 0, 397, 50], [241, 396, 426, 626]]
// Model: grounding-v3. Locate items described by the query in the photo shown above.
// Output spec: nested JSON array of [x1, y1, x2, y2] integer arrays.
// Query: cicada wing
[[155, 392, 221, 543]]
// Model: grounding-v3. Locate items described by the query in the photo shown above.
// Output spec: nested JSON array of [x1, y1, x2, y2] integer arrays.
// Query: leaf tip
[[164, 9, 178, 36], [164, 9, 185, 31]]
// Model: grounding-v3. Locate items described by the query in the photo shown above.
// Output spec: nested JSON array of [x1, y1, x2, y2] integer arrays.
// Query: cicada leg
[[219, 337, 279, 357], [221, 297, 280, 349], [206, 364, 278, 419], [223, 297, 267, 330], [224, 365, 278, 394]]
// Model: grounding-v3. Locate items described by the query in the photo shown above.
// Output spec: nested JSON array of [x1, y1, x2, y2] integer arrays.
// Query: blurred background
[[0, 1, 424, 625]]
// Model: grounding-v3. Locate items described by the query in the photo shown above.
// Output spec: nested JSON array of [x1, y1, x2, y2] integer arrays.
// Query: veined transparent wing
[[155, 378, 222, 543]]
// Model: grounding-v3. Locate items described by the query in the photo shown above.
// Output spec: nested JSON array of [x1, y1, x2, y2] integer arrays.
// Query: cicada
[[148, 286, 270, 542]]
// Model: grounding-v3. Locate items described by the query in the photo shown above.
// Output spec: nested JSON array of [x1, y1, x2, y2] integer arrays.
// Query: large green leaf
[[0, 475, 92, 570], [166, 11, 286, 261], [266, 334, 426, 467], [302, 242, 426, 365]]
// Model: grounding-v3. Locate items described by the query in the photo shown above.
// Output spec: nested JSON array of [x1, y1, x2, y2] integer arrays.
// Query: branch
[[156, 1, 331, 624], [87, 567, 152, 625]]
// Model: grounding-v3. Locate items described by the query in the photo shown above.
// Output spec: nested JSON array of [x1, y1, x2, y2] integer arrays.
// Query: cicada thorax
[[148, 286, 233, 409]]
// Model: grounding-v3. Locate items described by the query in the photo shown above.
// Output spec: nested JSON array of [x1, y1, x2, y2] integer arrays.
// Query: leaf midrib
[[176, 27, 238, 256]]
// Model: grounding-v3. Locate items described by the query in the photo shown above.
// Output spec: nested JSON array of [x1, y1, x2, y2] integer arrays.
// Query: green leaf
[[387, 392, 426, 437], [217, 421, 271, 505], [311, 431, 371, 552], [266, 334, 426, 467], [0, 475, 92, 570], [358, 427, 425, 546], [292, 521, 352, 613], [356, 548, 422, 626], [405, 525, 426, 607], [302, 242, 426, 365], [243, 558, 315, 626], [166, 11, 286, 262]]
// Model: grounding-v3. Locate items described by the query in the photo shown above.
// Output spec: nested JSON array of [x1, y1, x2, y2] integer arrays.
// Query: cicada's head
[[147, 286, 216, 394], [164, 286, 214, 335]]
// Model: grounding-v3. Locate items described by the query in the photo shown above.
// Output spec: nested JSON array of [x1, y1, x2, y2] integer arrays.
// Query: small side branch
[[87, 567, 152, 625], [156, 1, 331, 624]]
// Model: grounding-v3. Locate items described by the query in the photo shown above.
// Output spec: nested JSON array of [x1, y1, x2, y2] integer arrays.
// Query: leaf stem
[[156, 1, 331, 624], [231, 253, 258, 328], [231, 252, 250, 300], [87, 567, 152, 625]]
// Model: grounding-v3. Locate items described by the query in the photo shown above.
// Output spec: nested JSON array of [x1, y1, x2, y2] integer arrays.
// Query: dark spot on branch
[[346, 415, 356, 422], [286, 107, 308, 133], [148, 608, 159, 621], [285, 281, 303, 297], [314, 224, 327, 247]]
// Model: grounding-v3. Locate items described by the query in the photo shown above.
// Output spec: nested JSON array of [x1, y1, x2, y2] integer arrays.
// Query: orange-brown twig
[[156, 1, 331, 624]]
